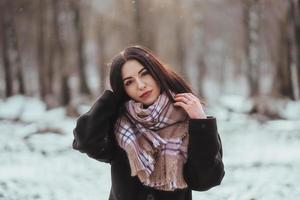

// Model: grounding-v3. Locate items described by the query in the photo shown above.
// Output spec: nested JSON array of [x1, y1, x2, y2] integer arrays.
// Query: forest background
[[0, 0, 300, 199]]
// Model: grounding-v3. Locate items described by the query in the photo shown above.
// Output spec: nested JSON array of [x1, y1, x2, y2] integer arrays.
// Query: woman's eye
[[141, 71, 149, 76], [125, 81, 132, 86]]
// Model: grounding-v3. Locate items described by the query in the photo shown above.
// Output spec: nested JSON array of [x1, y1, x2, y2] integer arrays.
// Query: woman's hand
[[173, 93, 207, 119]]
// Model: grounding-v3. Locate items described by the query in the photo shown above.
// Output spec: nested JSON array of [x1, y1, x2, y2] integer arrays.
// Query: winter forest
[[0, 0, 300, 199]]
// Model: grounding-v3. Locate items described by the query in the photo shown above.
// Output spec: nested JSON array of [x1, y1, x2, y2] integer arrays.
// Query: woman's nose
[[136, 79, 146, 90]]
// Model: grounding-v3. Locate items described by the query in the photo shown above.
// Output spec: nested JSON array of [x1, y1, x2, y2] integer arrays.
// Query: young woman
[[72, 45, 225, 200]]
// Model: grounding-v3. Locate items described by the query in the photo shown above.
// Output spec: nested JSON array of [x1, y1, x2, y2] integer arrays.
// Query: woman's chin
[[141, 96, 158, 106]]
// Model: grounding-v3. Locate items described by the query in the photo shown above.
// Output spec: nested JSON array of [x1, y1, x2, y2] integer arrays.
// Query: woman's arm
[[72, 90, 119, 163], [183, 116, 225, 191]]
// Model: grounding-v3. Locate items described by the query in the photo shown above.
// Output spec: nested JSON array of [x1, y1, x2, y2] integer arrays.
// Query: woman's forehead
[[122, 60, 145, 78]]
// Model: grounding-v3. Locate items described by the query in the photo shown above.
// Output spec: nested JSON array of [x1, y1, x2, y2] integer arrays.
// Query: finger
[[174, 96, 190, 104], [185, 93, 200, 102], [186, 93, 200, 103], [175, 93, 192, 101], [175, 96, 197, 104], [175, 93, 189, 97], [173, 101, 188, 109], [176, 93, 198, 103], [176, 97, 193, 105]]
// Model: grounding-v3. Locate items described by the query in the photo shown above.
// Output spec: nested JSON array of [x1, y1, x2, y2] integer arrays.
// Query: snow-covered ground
[[0, 95, 300, 200]]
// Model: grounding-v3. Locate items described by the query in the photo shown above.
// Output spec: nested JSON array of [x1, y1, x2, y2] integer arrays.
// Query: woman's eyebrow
[[123, 67, 146, 81]]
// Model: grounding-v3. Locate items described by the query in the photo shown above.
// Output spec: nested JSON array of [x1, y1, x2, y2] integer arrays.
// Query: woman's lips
[[140, 90, 152, 98]]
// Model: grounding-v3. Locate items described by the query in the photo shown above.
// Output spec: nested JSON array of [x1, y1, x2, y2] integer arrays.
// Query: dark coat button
[[146, 193, 155, 200], [100, 147, 105, 152]]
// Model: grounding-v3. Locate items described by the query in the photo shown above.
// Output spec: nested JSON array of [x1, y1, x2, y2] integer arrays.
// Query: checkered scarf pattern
[[114, 91, 190, 191]]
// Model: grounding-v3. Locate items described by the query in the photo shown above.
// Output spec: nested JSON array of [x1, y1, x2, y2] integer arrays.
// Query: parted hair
[[109, 45, 198, 107]]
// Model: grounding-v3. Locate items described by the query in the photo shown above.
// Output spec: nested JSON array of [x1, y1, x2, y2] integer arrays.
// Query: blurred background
[[0, 0, 300, 199]]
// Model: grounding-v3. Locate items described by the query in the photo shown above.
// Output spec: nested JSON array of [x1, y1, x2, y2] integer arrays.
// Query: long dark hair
[[109, 45, 198, 106]]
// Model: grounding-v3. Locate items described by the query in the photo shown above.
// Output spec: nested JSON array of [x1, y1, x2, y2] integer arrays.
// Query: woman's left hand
[[173, 93, 207, 119]]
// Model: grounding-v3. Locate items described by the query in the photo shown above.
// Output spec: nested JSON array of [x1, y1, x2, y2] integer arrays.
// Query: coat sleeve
[[183, 116, 225, 191], [72, 90, 118, 163]]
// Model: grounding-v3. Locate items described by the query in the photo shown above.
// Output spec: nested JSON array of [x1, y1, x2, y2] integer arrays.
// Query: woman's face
[[121, 59, 161, 106]]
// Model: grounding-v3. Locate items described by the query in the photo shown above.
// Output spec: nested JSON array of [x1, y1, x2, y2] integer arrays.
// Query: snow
[[280, 100, 300, 120], [217, 94, 253, 113], [0, 95, 300, 199]]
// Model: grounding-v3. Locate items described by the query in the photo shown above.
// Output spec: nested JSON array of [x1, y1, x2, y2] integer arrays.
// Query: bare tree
[[39, 0, 58, 107], [131, 0, 156, 49], [97, 14, 107, 92], [0, 0, 13, 97], [296, 0, 300, 96], [37, 0, 48, 101], [192, 0, 206, 96], [174, 0, 188, 80], [291, 0, 300, 99], [10, 1, 26, 95], [71, 0, 91, 96], [132, 0, 143, 44], [46, 0, 56, 96], [271, 0, 298, 100], [0, 0, 27, 97], [243, 0, 261, 97], [52, 0, 71, 106]]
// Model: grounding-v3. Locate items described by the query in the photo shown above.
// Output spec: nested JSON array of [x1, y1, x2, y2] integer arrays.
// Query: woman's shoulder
[[73, 90, 120, 152], [86, 90, 119, 115], [93, 90, 117, 107], [75, 90, 120, 128]]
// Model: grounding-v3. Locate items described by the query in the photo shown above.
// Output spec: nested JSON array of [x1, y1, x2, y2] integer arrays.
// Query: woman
[[72, 45, 225, 200]]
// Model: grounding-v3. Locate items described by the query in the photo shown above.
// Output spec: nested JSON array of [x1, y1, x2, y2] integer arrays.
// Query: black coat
[[72, 90, 225, 200]]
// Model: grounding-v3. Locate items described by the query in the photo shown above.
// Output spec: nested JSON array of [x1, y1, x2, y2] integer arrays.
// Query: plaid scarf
[[114, 91, 189, 191]]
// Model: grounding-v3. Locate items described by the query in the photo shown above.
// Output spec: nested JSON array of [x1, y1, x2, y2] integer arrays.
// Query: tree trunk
[[46, 0, 55, 96], [175, 0, 187, 81], [52, 0, 71, 106], [175, 26, 187, 80], [243, 0, 260, 97], [293, 0, 300, 98], [271, 8, 295, 99], [271, 0, 300, 100], [1, 0, 26, 96], [132, 0, 143, 44], [71, 0, 91, 96], [193, 0, 205, 96], [10, 1, 25, 95], [0, 0, 13, 97], [4, 0, 26, 95], [97, 15, 107, 92], [37, 0, 48, 101], [40, 0, 55, 100]]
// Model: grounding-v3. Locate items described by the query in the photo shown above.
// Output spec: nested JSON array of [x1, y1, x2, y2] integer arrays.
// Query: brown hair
[[109, 45, 199, 108]]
